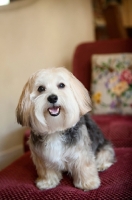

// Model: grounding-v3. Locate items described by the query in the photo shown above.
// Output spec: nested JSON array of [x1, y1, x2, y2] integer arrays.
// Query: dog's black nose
[[47, 94, 58, 104]]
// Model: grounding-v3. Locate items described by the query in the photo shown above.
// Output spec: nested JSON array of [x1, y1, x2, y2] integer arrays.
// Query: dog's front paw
[[36, 173, 62, 190], [74, 175, 100, 191], [36, 178, 58, 190]]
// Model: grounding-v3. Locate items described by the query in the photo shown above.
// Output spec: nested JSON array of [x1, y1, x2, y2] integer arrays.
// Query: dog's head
[[16, 67, 91, 134]]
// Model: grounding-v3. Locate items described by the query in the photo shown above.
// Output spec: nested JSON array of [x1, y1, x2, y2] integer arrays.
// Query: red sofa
[[73, 39, 132, 148], [0, 39, 132, 199]]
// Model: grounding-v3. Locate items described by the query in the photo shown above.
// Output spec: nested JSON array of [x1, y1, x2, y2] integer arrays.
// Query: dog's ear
[[69, 74, 92, 116], [16, 81, 31, 127]]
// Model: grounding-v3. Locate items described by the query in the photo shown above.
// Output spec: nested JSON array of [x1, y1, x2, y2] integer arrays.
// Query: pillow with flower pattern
[[91, 53, 132, 115]]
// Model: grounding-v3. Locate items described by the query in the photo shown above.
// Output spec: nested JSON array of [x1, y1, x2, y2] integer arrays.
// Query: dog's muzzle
[[47, 94, 61, 116]]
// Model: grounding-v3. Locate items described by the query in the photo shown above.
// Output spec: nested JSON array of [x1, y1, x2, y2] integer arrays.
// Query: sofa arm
[[24, 130, 30, 152]]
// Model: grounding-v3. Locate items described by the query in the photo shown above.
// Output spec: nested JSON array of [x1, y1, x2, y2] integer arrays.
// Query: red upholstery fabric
[[0, 39, 132, 199], [72, 39, 132, 148], [24, 129, 30, 152], [92, 114, 132, 147], [73, 39, 132, 92], [0, 149, 132, 199]]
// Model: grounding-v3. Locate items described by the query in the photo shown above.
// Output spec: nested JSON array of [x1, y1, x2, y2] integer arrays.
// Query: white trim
[[0, 144, 23, 170]]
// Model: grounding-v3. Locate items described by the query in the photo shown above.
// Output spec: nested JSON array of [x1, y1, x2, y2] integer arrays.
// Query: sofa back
[[73, 39, 132, 92]]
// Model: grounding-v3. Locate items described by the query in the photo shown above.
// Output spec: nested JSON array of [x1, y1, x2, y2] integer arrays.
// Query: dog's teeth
[[48, 106, 60, 116], [49, 107, 59, 114]]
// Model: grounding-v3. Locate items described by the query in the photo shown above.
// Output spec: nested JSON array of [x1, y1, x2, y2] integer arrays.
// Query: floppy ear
[[16, 81, 31, 127], [69, 73, 92, 116]]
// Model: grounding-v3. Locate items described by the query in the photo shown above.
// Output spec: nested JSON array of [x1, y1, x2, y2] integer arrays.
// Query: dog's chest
[[43, 133, 67, 169], [31, 126, 82, 170]]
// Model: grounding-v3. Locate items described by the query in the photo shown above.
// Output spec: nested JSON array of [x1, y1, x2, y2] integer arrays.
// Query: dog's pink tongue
[[49, 107, 60, 115]]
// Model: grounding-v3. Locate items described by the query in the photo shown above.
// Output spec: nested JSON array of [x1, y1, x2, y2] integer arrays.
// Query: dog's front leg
[[72, 153, 100, 191], [31, 152, 62, 190]]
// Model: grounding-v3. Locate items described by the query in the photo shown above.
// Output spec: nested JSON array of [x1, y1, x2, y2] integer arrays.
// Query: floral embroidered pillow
[[91, 53, 132, 115]]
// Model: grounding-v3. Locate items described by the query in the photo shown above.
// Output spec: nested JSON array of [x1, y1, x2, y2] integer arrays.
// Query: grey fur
[[61, 123, 81, 146], [31, 131, 44, 147], [31, 113, 112, 156]]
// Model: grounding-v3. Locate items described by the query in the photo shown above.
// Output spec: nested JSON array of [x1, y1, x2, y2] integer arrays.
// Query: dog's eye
[[38, 86, 45, 93], [58, 83, 65, 89]]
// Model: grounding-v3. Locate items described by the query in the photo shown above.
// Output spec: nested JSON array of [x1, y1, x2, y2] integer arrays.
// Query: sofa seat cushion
[[92, 114, 132, 147], [0, 148, 132, 199]]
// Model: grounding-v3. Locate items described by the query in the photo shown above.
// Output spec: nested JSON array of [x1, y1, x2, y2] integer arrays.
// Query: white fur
[[16, 67, 91, 134], [16, 67, 112, 191]]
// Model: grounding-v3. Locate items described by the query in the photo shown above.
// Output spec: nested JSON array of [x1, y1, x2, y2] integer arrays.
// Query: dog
[[16, 67, 115, 191]]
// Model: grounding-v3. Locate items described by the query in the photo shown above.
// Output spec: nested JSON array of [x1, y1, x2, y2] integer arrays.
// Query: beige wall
[[0, 0, 95, 169]]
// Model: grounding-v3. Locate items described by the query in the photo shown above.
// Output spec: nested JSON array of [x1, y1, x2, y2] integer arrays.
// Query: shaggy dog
[[16, 67, 115, 191]]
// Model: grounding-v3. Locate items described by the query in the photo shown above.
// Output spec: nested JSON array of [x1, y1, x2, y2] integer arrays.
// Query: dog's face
[[16, 67, 91, 134]]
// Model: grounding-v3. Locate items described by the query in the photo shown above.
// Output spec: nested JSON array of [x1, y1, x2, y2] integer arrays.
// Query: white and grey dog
[[16, 67, 115, 191]]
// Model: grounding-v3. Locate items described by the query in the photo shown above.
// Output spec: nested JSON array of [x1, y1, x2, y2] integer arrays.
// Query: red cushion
[[92, 114, 132, 147], [0, 149, 132, 199]]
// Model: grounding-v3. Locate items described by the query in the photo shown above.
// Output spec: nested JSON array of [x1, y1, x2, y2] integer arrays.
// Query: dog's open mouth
[[48, 106, 61, 116]]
